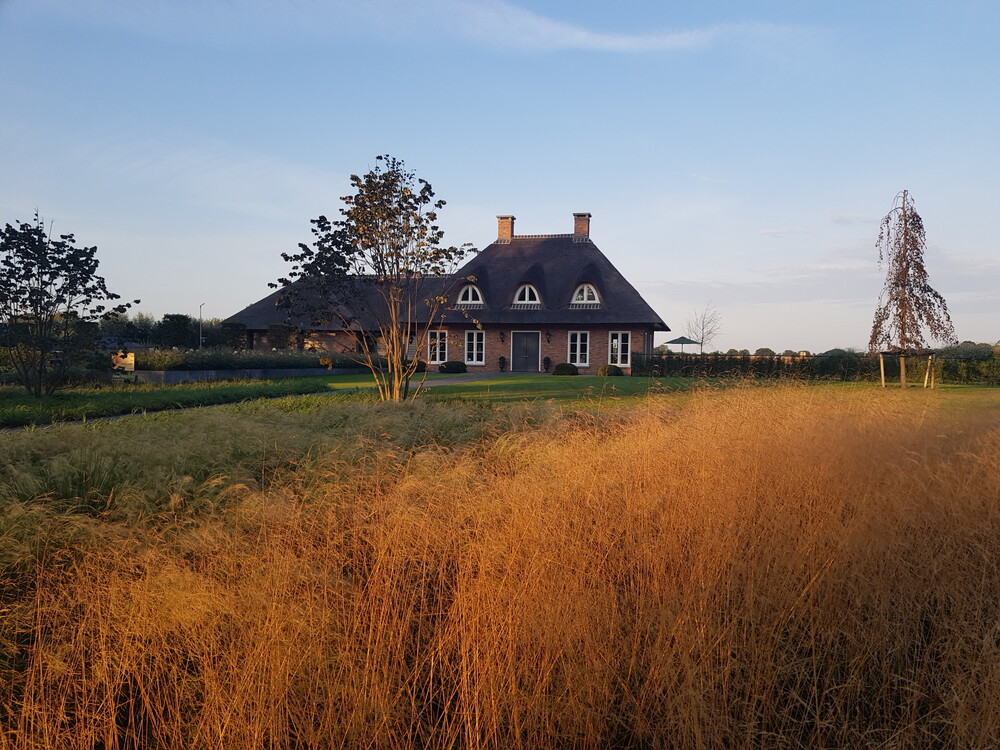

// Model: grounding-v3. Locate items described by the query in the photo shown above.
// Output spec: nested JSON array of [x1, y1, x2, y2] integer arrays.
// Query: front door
[[511, 332, 540, 372]]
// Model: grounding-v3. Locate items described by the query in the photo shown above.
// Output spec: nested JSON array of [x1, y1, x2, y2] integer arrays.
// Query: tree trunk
[[899, 354, 907, 388]]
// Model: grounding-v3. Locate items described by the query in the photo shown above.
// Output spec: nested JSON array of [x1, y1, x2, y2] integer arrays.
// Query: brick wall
[[421, 326, 647, 373]]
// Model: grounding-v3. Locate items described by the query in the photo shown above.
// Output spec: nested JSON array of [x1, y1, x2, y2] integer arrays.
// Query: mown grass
[[2, 384, 1000, 748], [423, 374, 694, 403], [0, 374, 692, 428], [0, 374, 457, 428]]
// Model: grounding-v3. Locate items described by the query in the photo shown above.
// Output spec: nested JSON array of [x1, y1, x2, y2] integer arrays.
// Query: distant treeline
[[634, 342, 1000, 385]]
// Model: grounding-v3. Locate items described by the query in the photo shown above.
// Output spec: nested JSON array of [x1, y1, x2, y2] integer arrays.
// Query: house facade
[[225, 213, 669, 373], [427, 213, 668, 373]]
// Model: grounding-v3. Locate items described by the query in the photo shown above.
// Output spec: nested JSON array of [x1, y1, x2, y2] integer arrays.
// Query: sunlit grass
[[2, 385, 1000, 747]]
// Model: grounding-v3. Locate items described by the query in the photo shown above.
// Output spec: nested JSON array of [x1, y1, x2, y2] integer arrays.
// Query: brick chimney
[[573, 212, 592, 238], [497, 215, 515, 239]]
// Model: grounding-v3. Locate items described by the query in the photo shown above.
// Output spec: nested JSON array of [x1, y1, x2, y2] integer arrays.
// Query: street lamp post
[[199, 303, 205, 349]]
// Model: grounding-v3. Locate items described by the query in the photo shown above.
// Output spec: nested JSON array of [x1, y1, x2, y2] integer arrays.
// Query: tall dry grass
[[3, 385, 1000, 748]]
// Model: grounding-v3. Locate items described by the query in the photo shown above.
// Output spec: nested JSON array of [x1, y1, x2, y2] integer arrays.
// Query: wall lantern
[[499, 331, 505, 343], [545, 331, 552, 343]]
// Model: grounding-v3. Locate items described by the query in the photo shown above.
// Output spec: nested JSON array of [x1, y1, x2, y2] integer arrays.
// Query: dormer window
[[457, 284, 484, 306], [571, 284, 600, 305], [513, 284, 540, 306]]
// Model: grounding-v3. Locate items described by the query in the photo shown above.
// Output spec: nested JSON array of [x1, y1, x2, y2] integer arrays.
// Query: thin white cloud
[[830, 211, 876, 226], [437, 1, 769, 53], [67, 132, 339, 223], [27, 0, 804, 54], [756, 227, 809, 238]]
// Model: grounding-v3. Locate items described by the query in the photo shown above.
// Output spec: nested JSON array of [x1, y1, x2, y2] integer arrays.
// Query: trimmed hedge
[[135, 349, 360, 371], [439, 361, 468, 374], [597, 364, 624, 376], [632, 352, 1000, 385], [552, 362, 579, 376]]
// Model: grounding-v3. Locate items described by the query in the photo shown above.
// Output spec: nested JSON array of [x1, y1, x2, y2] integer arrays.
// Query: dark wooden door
[[511, 332, 540, 372]]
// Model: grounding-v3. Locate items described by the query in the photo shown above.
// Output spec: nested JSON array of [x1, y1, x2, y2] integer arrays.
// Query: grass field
[[0, 374, 695, 428], [0, 373, 459, 428], [2, 383, 999, 748]]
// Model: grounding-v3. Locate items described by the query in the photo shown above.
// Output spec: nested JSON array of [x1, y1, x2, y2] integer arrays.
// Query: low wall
[[134, 367, 369, 385]]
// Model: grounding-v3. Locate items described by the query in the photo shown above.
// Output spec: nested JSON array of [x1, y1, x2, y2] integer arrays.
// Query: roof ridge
[[512, 233, 573, 239]]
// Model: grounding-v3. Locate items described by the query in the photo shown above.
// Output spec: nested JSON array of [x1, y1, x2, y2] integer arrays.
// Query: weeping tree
[[868, 190, 956, 386], [275, 156, 473, 402], [0, 213, 136, 396]]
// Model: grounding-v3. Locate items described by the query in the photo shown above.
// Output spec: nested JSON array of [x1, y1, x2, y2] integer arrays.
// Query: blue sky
[[1, 0, 997, 352]]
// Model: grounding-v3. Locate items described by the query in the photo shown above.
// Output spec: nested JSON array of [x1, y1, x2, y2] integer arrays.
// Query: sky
[[1, 0, 997, 353]]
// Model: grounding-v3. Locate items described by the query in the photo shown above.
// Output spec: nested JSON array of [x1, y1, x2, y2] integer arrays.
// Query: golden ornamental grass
[[3, 385, 999, 748]]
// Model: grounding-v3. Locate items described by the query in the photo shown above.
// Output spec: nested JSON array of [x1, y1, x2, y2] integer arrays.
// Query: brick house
[[226, 213, 669, 373]]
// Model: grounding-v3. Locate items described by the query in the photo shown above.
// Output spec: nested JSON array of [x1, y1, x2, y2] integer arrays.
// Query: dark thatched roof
[[224, 275, 452, 332], [225, 232, 668, 332], [438, 234, 668, 329]]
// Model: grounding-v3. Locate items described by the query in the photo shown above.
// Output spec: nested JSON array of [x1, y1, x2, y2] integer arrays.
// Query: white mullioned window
[[568, 331, 589, 366], [428, 330, 447, 364], [457, 285, 484, 305], [513, 284, 540, 304], [465, 330, 485, 365], [571, 284, 600, 304], [609, 331, 631, 367]]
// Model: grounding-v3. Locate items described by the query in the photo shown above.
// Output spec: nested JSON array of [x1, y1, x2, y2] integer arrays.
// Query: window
[[457, 285, 484, 305], [571, 284, 600, 304], [568, 331, 589, 366], [609, 331, 631, 367], [465, 330, 485, 365], [428, 330, 447, 364], [513, 284, 540, 305]]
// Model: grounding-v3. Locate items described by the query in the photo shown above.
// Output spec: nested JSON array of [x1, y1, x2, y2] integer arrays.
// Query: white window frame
[[571, 284, 600, 304], [465, 330, 485, 365], [609, 331, 631, 367], [457, 285, 484, 305], [513, 284, 540, 304], [427, 330, 448, 364], [568, 331, 590, 367]]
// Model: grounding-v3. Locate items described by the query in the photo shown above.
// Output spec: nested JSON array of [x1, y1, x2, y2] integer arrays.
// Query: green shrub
[[597, 364, 624, 377], [136, 349, 358, 371], [552, 362, 579, 376], [439, 361, 468, 374]]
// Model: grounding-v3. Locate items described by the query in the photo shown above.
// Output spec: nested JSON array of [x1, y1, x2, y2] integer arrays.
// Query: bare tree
[[686, 302, 723, 355], [868, 190, 956, 386]]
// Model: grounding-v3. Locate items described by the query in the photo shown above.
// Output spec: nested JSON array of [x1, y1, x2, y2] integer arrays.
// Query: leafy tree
[[686, 302, 723, 355], [868, 190, 956, 385], [276, 155, 473, 401], [155, 314, 196, 348], [99, 311, 156, 347], [0, 213, 135, 395], [754, 347, 777, 356], [216, 321, 249, 349]]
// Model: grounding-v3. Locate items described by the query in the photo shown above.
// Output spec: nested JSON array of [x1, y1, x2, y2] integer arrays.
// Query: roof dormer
[[456, 284, 485, 307], [512, 283, 541, 308], [571, 283, 600, 307]]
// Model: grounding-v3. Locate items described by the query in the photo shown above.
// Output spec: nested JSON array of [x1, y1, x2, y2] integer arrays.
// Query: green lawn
[[421, 374, 696, 402], [0, 374, 446, 428], [3, 372, 996, 428]]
